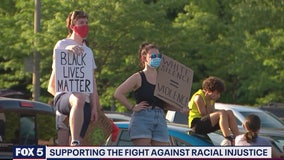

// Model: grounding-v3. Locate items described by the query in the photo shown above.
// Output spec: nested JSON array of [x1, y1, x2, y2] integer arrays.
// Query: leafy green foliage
[[0, 0, 284, 111]]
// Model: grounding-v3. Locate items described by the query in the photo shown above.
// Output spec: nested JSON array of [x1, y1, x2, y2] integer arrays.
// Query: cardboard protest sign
[[81, 109, 113, 146], [154, 54, 194, 109], [63, 109, 113, 146], [55, 49, 93, 93]]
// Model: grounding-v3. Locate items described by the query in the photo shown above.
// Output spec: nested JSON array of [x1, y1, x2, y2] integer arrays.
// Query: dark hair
[[202, 76, 225, 93], [66, 10, 88, 38], [138, 42, 158, 68], [244, 114, 260, 143]]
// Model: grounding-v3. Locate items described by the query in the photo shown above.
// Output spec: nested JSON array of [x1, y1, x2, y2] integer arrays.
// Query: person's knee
[[217, 110, 231, 122], [218, 110, 227, 117], [69, 93, 86, 106], [226, 110, 234, 117], [73, 93, 86, 100]]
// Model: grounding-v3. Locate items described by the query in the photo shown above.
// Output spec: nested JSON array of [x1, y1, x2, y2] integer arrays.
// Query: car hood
[[259, 128, 284, 136], [238, 127, 284, 136]]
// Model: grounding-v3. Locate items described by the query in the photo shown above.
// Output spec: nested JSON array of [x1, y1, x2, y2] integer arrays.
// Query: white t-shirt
[[235, 134, 272, 146], [53, 38, 97, 103]]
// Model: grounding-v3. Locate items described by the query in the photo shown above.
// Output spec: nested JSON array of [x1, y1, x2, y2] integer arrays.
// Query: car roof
[[215, 103, 263, 112], [0, 89, 24, 97], [114, 121, 189, 130], [0, 97, 54, 115], [259, 103, 284, 120], [114, 121, 214, 146], [216, 102, 284, 132], [104, 111, 131, 121]]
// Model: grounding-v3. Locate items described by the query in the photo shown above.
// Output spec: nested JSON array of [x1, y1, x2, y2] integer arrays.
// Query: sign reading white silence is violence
[[154, 54, 194, 109]]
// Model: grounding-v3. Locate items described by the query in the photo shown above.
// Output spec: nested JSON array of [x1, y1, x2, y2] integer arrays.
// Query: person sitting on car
[[188, 76, 239, 146], [235, 114, 284, 158]]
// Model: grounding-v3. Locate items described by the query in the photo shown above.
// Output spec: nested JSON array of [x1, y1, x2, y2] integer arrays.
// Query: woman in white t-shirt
[[235, 114, 283, 158]]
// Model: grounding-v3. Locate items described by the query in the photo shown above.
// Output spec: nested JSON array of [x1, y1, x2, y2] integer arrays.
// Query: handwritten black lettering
[[57, 79, 91, 92], [156, 83, 188, 106], [63, 66, 85, 78], [60, 51, 87, 66], [160, 57, 191, 83]]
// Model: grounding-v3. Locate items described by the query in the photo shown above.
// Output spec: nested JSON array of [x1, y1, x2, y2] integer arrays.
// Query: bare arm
[[114, 73, 140, 110], [193, 95, 208, 117], [47, 54, 56, 96], [47, 69, 56, 96], [89, 72, 101, 122], [208, 103, 215, 113]]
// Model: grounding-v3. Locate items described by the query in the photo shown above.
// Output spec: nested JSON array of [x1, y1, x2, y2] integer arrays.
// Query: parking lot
[[1, 97, 284, 159]]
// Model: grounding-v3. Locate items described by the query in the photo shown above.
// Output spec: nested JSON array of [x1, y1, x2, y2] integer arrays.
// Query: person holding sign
[[235, 114, 283, 158], [188, 76, 239, 146], [114, 42, 184, 146], [48, 10, 100, 146]]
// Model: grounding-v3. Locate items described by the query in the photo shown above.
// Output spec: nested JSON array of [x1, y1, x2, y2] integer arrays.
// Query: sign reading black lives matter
[[55, 49, 93, 93], [154, 54, 194, 109]]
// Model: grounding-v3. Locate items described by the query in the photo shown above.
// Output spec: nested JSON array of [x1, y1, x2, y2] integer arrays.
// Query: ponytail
[[244, 131, 258, 143], [243, 114, 261, 143]]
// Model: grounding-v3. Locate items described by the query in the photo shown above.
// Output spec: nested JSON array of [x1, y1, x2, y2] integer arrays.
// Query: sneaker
[[71, 140, 80, 146], [220, 138, 232, 146]]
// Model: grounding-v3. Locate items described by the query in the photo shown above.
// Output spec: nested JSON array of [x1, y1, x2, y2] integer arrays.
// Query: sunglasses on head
[[71, 11, 87, 21], [150, 53, 162, 59]]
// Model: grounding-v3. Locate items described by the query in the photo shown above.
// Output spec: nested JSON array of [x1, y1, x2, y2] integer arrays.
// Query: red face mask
[[72, 25, 89, 38]]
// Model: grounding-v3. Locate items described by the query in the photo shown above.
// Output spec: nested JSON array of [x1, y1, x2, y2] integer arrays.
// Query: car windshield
[[240, 111, 284, 129]]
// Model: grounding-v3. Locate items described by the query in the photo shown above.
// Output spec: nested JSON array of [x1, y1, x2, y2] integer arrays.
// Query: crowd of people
[[47, 10, 283, 158]]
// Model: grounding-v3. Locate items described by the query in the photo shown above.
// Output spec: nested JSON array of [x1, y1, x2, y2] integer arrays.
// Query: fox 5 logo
[[13, 146, 45, 159]]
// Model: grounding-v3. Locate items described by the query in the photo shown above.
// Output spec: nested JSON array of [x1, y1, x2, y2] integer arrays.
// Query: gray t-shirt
[[235, 134, 272, 146]]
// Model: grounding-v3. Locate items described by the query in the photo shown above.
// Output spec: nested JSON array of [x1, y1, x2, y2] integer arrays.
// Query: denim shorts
[[129, 107, 169, 143]]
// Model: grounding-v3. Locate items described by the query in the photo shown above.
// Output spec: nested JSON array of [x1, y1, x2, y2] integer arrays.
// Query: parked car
[[104, 111, 131, 122], [214, 103, 284, 130], [165, 103, 284, 151], [259, 102, 284, 121], [105, 121, 283, 154], [166, 103, 284, 129], [215, 103, 284, 151], [105, 121, 225, 146], [0, 97, 56, 159], [0, 89, 28, 99], [166, 110, 188, 124]]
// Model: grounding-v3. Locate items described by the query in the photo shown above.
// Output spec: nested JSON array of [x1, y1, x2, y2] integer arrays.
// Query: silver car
[[166, 103, 284, 152], [214, 103, 284, 151]]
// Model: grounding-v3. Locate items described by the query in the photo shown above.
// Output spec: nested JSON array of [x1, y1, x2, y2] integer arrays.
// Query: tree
[[172, 0, 284, 105], [1, 0, 284, 110]]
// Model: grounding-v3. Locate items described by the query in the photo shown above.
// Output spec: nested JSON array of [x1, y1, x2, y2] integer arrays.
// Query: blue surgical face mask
[[150, 58, 161, 68]]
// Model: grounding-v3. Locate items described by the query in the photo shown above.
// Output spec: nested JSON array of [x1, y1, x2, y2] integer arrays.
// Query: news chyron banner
[[55, 49, 94, 93], [13, 146, 272, 159]]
